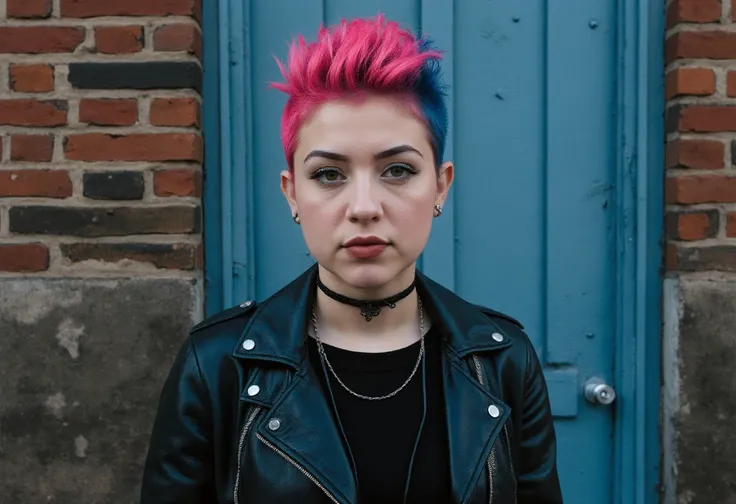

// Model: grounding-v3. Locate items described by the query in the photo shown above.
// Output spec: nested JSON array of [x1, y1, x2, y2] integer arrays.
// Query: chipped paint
[[44, 393, 67, 420], [56, 318, 84, 359], [74, 435, 89, 458], [0, 281, 83, 325]]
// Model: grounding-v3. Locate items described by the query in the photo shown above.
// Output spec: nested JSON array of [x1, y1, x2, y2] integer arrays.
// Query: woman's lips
[[344, 244, 387, 259]]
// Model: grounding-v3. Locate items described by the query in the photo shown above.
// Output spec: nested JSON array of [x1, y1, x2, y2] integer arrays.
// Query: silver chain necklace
[[311, 298, 425, 401]]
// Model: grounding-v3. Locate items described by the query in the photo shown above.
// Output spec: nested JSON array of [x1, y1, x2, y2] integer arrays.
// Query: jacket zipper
[[234, 406, 262, 504], [503, 423, 518, 499], [256, 432, 340, 504], [471, 355, 518, 503], [472, 355, 496, 504]]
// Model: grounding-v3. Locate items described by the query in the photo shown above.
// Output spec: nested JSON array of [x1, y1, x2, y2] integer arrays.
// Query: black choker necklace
[[316, 277, 416, 322]]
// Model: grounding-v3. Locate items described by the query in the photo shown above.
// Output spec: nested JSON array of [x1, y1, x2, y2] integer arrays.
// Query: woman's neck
[[311, 266, 427, 353]]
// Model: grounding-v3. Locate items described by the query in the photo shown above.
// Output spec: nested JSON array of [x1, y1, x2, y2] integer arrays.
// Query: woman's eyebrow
[[374, 145, 423, 159], [303, 150, 349, 163], [303, 144, 423, 163]]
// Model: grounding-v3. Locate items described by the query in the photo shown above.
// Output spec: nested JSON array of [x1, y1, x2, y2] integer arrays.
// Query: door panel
[[234, 2, 617, 502]]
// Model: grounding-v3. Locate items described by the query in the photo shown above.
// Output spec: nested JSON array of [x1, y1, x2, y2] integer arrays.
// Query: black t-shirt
[[307, 326, 452, 504]]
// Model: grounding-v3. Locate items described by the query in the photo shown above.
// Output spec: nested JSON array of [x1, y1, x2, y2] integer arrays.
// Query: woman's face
[[281, 95, 454, 296]]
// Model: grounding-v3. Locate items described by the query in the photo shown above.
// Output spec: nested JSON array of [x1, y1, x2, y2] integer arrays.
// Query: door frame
[[201, 1, 665, 502]]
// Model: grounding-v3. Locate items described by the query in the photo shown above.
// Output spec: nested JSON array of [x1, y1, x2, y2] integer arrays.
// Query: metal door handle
[[584, 378, 616, 405]]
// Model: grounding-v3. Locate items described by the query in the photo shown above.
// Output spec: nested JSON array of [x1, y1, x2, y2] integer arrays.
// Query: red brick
[[0, 27, 85, 54], [0, 244, 49, 272], [65, 133, 202, 162], [11, 135, 54, 162], [666, 31, 736, 63], [61, 242, 200, 270], [665, 243, 678, 270], [95, 26, 144, 54], [666, 139, 725, 170], [0, 100, 67, 127], [666, 210, 719, 241], [727, 213, 736, 237], [153, 24, 202, 59], [150, 98, 199, 127], [666, 175, 736, 204], [79, 99, 138, 126], [666, 0, 721, 27], [672, 106, 736, 132], [9, 65, 55, 93], [154, 169, 201, 197], [7, 0, 52, 19], [666, 68, 716, 99], [670, 245, 736, 272], [10, 205, 200, 236], [61, 0, 199, 18], [0, 170, 72, 197], [728, 71, 736, 98]]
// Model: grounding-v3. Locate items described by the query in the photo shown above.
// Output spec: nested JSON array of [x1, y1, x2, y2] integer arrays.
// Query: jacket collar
[[232, 264, 511, 368]]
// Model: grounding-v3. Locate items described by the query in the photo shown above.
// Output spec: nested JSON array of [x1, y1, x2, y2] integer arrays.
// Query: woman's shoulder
[[186, 300, 259, 361], [473, 304, 524, 331]]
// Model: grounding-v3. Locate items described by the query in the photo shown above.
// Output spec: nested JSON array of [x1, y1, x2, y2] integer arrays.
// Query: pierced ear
[[280, 169, 298, 216], [435, 161, 454, 207]]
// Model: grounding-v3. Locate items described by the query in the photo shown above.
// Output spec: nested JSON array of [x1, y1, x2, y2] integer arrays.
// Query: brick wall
[[0, 1, 204, 501], [0, 0, 203, 275], [665, 0, 736, 268], [664, 0, 736, 502]]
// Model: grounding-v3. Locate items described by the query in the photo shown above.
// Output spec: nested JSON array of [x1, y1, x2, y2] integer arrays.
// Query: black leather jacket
[[141, 265, 563, 503]]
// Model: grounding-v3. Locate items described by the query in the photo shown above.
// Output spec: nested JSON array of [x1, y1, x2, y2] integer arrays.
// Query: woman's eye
[[383, 163, 416, 180], [309, 167, 345, 185]]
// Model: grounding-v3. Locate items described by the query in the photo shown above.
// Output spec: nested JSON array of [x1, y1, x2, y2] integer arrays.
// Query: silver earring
[[433, 204, 443, 217], [292, 212, 300, 224]]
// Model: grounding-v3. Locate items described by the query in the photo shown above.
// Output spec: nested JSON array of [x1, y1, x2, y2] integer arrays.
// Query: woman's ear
[[280, 169, 298, 216], [435, 161, 454, 208]]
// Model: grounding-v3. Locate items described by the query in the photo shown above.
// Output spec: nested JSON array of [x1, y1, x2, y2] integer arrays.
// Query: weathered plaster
[[663, 277, 736, 504], [0, 277, 202, 503]]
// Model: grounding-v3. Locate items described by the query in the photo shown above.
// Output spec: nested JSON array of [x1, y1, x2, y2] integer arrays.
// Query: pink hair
[[271, 15, 443, 169]]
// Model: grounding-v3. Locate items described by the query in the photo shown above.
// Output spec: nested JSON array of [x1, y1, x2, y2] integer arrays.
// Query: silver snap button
[[247, 385, 260, 397], [242, 339, 255, 351], [268, 418, 281, 431], [240, 300, 253, 308], [492, 332, 503, 342], [488, 405, 501, 418]]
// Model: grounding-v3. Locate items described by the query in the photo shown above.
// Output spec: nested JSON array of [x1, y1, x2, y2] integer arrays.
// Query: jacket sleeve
[[140, 337, 215, 504], [516, 339, 564, 503]]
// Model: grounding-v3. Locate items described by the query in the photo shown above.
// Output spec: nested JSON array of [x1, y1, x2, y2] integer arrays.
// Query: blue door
[[204, 1, 664, 503]]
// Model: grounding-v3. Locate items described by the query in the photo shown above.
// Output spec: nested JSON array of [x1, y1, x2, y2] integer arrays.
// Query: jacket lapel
[[255, 363, 358, 504], [441, 350, 511, 504]]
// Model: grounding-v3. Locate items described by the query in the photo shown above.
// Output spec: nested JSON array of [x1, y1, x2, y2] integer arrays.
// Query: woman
[[141, 15, 562, 504]]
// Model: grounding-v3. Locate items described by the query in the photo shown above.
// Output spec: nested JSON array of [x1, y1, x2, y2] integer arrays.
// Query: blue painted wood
[[230, 0, 256, 307], [641, 2, 665, 500], [204, 0, 664, 501], [544, 369, 579, 418], [216, 0, 234, 307], [613, 1, 664, 503], [250, 1, 323, 299], [419, 0, 456, 290], [544, 2, 617, 499], [202, 0, 222, 315]]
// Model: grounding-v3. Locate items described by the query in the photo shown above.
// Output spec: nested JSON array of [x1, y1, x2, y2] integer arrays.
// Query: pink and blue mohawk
[[271, 15, 448, 169]]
